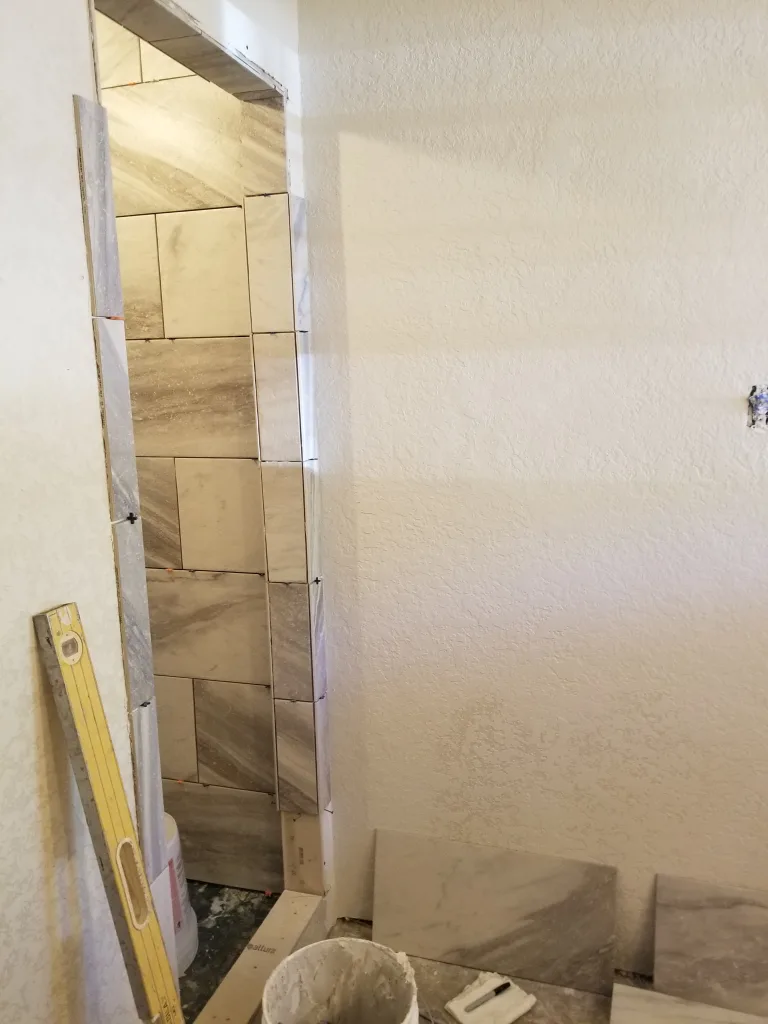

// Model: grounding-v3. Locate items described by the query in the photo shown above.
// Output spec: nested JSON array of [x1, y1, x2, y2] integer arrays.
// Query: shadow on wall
[[297, 0, 768, 973]]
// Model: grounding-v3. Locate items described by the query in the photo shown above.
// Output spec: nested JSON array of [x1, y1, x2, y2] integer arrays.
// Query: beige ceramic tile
[[127, 337, 258, 457], [269, 583, 312, 701], [195, 679, 275, 793], [136, 457, 180, 568], [252, 333, 302, 461], [281, 812, 324, 896], [175, 458, 265, 573], [274, 699, 317, 815], [154, 675, 197, 781], [245, 194, 295, 333], [157, 207, 251, 338], [139, 39, 193, 81], [95, 12, 141, 88], [116, 215, 163, 339], [103, 76, 285, 216], [146, 569, 270, 684], [261, 462, 307, 582], [163, 780, 282, 891]]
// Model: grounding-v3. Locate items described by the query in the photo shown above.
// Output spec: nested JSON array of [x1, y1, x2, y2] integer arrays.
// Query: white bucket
[[164, 813, 198, 976], [262, 937, 419, 1024]]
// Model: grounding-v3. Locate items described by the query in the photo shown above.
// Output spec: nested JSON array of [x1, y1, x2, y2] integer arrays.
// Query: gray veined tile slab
[[146, 568, 270, 684], [195, 679, 275, 793], [148, 33, 274, 99], [303, 459, 321, 582], [252, 333, 302, 462], [94, 0, 196, 42], [314, 694, 331, 811], [156, 207, 251, 338], [136, 457, 181, 569], [245, 193, 295, 333], [309, 578, 327, 699], [102, 76, 285, 216], [296, 331, 318, 461], [610, 984, 768, 1024], [113, 519, 155, 708], [162, 779, 282, 891], [139, 39, 194, 82], [127, 337, 259, 457], [154, 675, 197, 781], [373, 830, 617, 995], [289, 195, 311, 332], [261, 462, 307, 583], [94, 12, 141, 88], [175, 458, 265, 573], [654, 875, 768, 1017], [269, 583, 312, 701], [274, 699, 318, 815], [115, 214, 163, 339], [130, 698, 165, 882], [73, 96, 123, 317], [93, 317, 140, 521]]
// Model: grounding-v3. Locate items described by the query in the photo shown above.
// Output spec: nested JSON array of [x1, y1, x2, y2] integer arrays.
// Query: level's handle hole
[[116, 838, 150, 930]]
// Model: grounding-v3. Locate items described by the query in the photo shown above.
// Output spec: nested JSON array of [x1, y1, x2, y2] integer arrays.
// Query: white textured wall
[[299, 0, 768, 969], [0, 1, 139, 1019]]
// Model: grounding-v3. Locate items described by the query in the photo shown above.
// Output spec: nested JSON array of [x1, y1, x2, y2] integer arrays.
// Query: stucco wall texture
[[299, 0, 768, 970]]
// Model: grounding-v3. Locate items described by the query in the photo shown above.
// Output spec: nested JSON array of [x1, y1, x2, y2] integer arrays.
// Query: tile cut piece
[[113, 518, 155, 708], [157, 207, 251, 338], [136, 457, 181, 568], [261, 462, 307, 582], [269, 583, 312, 701], [176, 458, 265, 573], [245, 193, 295, 333], [252, 333, 302, 461], [274, 700, 318, 815], [373, 830, 616, 995], [162, 780, 282, 891], [116, 214, 163, 339], [146, 569, 269, 684], [154, 675, 197, 782], [654, 875, 768, 1017], [103, 76, 285, 216], [95, 12, 141, 87], [195, 679, 275, 793], [288, 195, 310, 333], [130, 698, 166, 882], [74, 95, 123, 317], [281, 813, 324, 896], [610, 984, 768, 1024], [128, 337, 258, 457]]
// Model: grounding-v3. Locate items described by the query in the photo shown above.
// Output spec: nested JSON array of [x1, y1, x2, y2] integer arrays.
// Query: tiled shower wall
[[96, 15, 327, 894]]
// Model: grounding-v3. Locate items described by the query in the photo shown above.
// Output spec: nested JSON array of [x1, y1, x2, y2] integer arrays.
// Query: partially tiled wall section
[[96, 14, 327, 895]]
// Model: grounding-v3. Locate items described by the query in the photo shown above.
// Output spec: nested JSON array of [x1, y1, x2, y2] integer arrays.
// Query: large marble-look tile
[[310, 578, 327, 699], [261, 462, 307, 582], [373, 831, 617, 994], [146, 569, 270, 684], [73, 96, 123, 317], [281, 812, 324, 896], [93, 317, 139, 521], [154, 675, 197, 781], [162, 780, 282, 891], [103, 76, 285, 216], [175, 458, 265, 573], [296, 331, 318, 461], [95, 0, 194, 42], [314, 694, 331, 811], [655, 875, 768, 1016], [156, 207, 250, 338], [252, 333, 302, 461], [130, 698, 166, 882], [274, 699, 317, 815], [303, 459, 321, 582], [113, 518, 155, 708], [268, 583, 312, 701], [148, 34, 276, 100], [139, 39, 193, 82], [611, 984, 768, 1024], [115, 215, 163, 339], [245, 193, 295, 333], [288, 195, 310, 332], [94, 12, 141, 87], [127, 337, 259, 457], [136, 457, 181, 568], [195, 679, 275, 793]]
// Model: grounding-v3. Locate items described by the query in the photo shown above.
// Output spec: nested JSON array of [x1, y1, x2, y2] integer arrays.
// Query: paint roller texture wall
[[298, 0, 768, 970]]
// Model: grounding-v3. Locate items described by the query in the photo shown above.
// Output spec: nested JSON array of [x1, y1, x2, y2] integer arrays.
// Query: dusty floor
[[180, 882, 278, 1020]]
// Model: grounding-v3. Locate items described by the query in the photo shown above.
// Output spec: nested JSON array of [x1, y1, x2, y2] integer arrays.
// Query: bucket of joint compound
[[165, 813, 198, 975], [262, 937, 419, 1024]]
